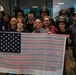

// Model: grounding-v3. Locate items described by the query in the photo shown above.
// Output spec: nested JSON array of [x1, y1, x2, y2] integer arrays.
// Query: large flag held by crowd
[[0, 32, 66, 75]]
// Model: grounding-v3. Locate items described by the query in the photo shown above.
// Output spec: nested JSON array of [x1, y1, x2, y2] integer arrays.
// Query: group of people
[[0, 5, 76, 75]]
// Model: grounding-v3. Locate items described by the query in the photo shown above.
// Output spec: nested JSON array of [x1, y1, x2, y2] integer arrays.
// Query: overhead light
[[32, 6, 38, 8], [58, 3, 64, 4], [55, 6, 60, 7]]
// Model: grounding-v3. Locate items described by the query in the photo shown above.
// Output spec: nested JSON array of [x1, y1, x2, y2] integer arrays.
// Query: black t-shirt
[[57, 29, 70, 50]]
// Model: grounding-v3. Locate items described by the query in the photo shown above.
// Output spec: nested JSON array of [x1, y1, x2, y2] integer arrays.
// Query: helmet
[[56, 16, 68, 29], [59, 8, 69, 15], [0, 5, 4, 11], [40, 6, 49, 12], [40, 6, 49, 16], [56, 16, 67, 23]]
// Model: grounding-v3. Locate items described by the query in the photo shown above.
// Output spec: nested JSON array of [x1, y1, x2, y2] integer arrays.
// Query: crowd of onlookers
[[0, 5, 76, 75]]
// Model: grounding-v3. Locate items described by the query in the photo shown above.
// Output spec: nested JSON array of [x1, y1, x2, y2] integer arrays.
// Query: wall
[[0, 0, 53, 16], [0, 0, 10, 15]]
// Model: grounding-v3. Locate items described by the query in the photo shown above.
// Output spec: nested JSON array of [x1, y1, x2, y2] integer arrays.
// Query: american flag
[[0, 32, 66, 75], [0, 32, 21, 53]]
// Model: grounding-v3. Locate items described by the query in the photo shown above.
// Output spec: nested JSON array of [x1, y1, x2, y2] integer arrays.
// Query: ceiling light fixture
[[32, 6, 38, 8], [55, 6, 60, 7], [58, 3, 64, 4]]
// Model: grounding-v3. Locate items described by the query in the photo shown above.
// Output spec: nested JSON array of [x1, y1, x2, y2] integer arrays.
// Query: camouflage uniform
[[65, 47, 75, 75]]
